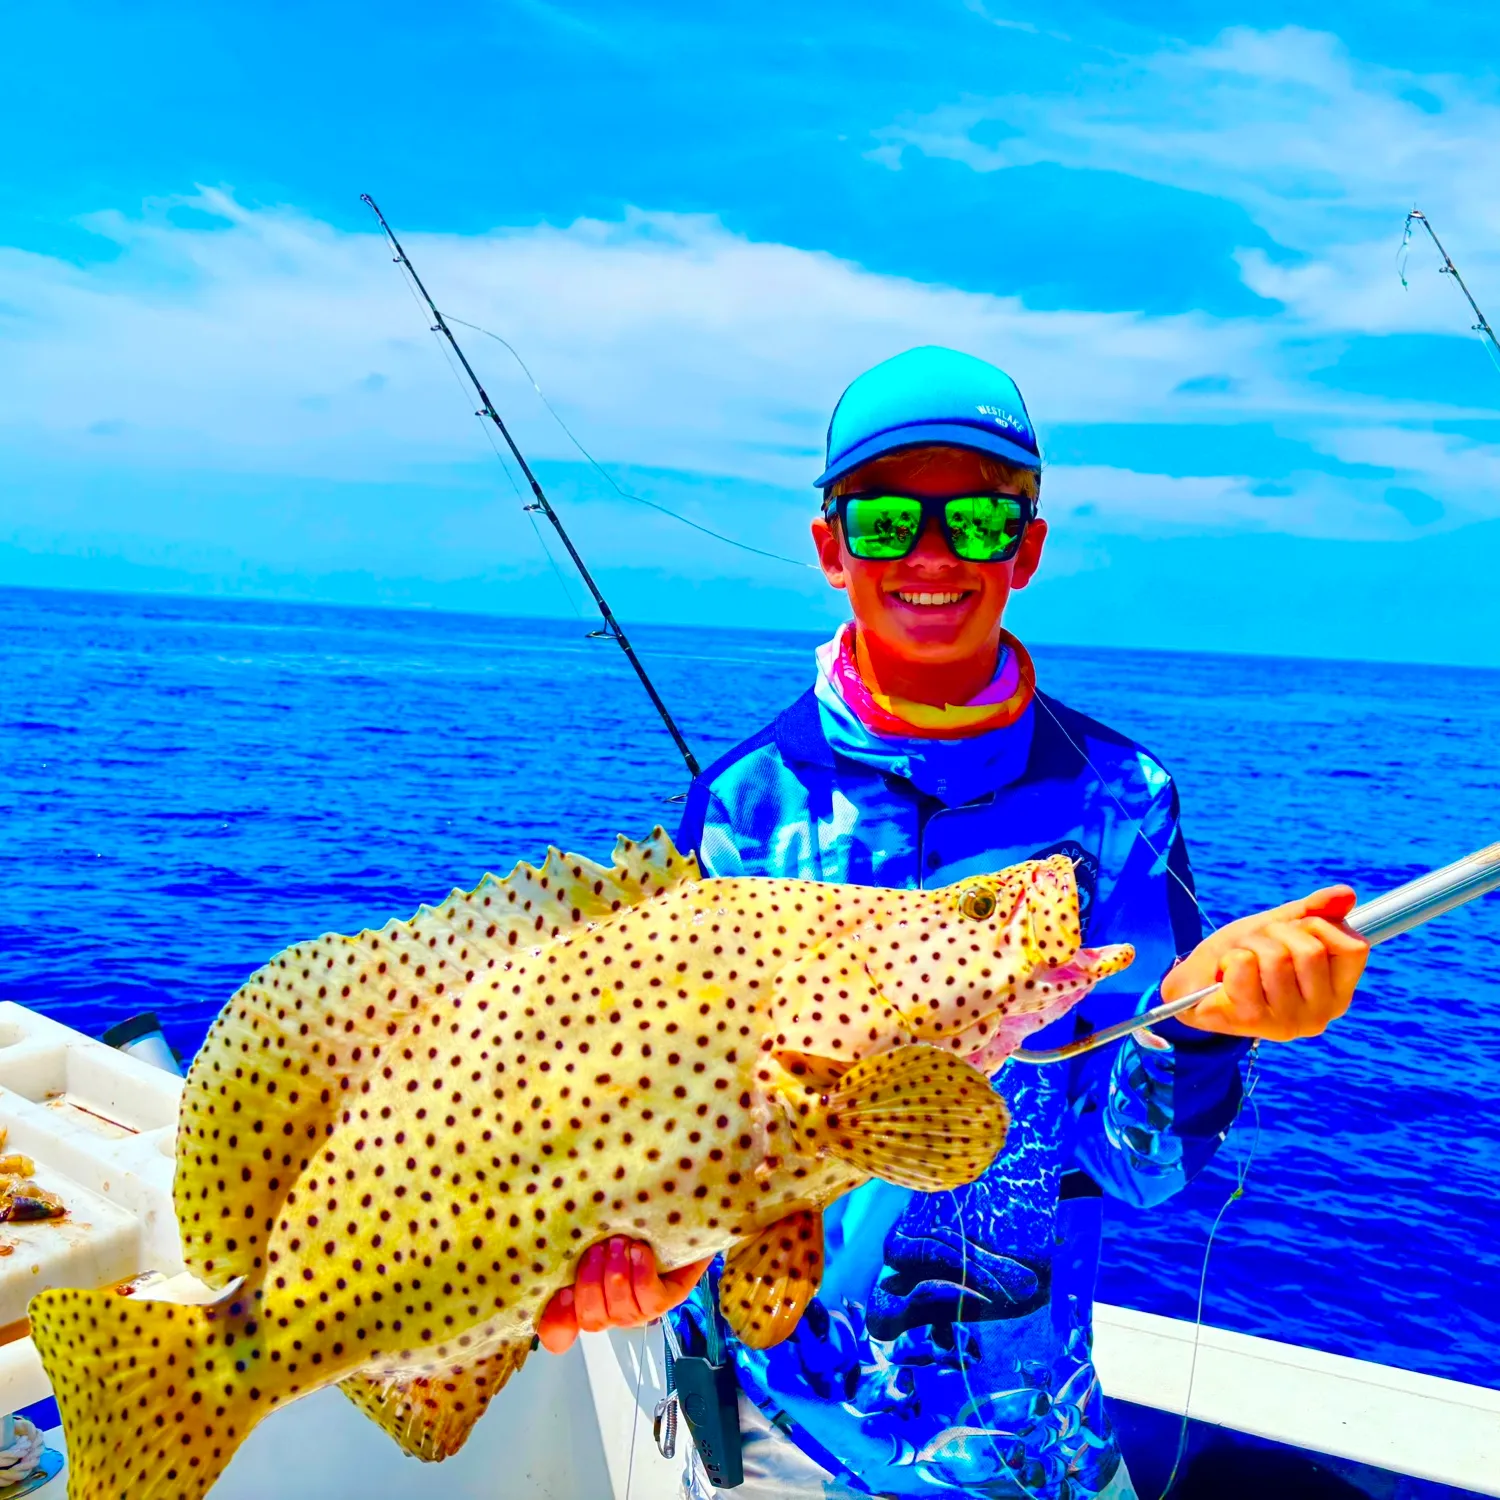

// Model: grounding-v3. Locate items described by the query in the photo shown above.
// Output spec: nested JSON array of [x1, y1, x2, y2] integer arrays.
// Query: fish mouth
[[960, 944, 1136, 1075], [1040, 943, 1135, 993]]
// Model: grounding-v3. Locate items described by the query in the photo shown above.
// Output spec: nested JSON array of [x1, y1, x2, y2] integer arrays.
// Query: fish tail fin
[[31, 1285, 270, 1500]]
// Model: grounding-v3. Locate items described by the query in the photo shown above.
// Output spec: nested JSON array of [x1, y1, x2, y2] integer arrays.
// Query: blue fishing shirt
[[669, 681, 1250, 1499]]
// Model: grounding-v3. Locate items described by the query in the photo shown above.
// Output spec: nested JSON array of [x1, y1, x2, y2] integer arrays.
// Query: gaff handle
[[1010, 841, 1500, 1066]]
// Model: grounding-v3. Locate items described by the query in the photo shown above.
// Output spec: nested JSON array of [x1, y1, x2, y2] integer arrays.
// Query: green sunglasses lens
[[842, 495, 924, 558], [944, 495, 1026, 560]]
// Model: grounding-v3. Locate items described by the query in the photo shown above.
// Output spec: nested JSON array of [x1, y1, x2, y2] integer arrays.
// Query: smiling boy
[[539, 346, 1368, 1499]]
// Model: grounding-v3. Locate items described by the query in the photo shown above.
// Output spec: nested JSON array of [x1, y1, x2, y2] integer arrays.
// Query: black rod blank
[[361, 194, 702, 780]]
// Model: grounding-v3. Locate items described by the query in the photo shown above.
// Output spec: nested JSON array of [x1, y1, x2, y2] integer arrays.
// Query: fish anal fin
[[31, 1284, 266, 1500], [812, 1043, 1010, 1192], [340, 1342, 529, 1461], [719, 1209, 824, 1350]]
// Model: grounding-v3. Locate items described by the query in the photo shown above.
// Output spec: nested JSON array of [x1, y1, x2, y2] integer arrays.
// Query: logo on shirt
[[1027, 840, 1099, 936]]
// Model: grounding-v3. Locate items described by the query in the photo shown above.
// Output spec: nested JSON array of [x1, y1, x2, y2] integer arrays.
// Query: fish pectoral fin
[[719, 1209, 824, 1350], [813, 1043, 1010, 1192], [30, 1284, 266, 1500], [340, 1341, 530, 1462]]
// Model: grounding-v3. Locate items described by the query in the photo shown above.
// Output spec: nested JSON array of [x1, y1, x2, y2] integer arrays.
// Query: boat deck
[[1, 998, 1495, 1499]]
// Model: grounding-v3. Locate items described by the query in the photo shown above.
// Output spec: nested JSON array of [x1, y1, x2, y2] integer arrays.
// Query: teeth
[[895, 591, 967, 606]]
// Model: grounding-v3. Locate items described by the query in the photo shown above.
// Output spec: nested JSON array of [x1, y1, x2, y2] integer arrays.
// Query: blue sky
[[3, 0, 1500, 664]]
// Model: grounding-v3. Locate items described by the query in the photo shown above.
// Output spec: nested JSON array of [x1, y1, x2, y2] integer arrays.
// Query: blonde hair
[[826, 445, 1041, 503]]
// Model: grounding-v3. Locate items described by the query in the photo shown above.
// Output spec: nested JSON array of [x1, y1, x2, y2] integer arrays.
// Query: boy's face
[[812, 445, 1047, 668]]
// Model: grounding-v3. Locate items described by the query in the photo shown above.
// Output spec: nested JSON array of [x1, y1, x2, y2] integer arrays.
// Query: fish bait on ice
[[29, 829, 1132, 1498]]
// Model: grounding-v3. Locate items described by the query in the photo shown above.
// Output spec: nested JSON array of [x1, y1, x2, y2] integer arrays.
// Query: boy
[[539, 346, 1368, 1498]]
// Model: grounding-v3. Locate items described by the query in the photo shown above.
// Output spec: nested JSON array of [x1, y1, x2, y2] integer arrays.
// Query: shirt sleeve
[[676, 779, 747, 878], [1064, 777, 1251, 1209]]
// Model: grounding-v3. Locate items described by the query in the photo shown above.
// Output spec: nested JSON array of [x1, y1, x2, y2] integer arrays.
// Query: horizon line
[[7, 578, 1497, 678]]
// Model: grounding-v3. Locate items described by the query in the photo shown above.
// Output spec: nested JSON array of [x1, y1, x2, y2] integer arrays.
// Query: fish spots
[[155, 840, 1104, 1476]]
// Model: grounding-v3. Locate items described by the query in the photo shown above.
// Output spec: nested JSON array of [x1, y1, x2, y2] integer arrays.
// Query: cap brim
[[814, 422, 1041, 489]]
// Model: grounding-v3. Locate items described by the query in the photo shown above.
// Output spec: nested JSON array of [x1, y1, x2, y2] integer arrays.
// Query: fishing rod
[[360, 194, 702, 780], [1402, 208, 1500, 366]]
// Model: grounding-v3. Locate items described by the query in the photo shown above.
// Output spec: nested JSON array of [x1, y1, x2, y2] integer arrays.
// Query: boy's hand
[[537, 1237, 711, 1354], [1162, 886, 1369, 1042]]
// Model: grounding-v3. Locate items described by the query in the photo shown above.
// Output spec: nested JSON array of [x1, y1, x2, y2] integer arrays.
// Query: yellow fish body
[[30, 830, 1132, 1498]]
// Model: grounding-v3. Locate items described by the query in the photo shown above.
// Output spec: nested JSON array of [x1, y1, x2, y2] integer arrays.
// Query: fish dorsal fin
[[175, 827, 699, 1289], [443, 827, 698, 958], [608, 826, 701, 902]]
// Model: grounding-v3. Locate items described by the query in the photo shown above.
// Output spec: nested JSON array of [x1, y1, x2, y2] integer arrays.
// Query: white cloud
[[1316, 425, 1500, 490], [1, 184, 1498, 562], [1, 189, 1238, 479], [2, 190, 1263, 476], [880, 25, 1500, 342]]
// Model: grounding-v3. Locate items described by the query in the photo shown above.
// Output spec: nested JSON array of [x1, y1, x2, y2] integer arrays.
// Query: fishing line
[[525, 509, 589, 620], [1029, 694, 1225, 938], [1400, 208, 1500, 381], [396, 248, 590, 622], [623, 1322, 650, 1500], [967, 692, 1262, 1497], [445, 315, 819, 572], [1156, 1046, 1263, 1499], [364, 194, 703, 778], [955, 1198, 1046, 1499]]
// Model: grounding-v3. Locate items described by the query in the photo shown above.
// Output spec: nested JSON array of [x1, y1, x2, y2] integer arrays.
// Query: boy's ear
[[812, 514, 849, 589], [1011, 518, 1048, 589]]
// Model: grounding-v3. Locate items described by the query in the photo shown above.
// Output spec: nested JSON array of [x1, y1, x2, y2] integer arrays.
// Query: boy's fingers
[[628, 1247, 712, 1321], [1188, 947, 1263, 1033], [1300, 915, 1370, 1002], [1238, 931, 1301, 1028], [658, 1256, 714, 1308], [602, 1236, 646, 1326], [537, 1287, 580, 1354], [1267, 885, 1358, 924], [661, 1256, 714, 1294], [573, 1241, 610, 1333], [1263, 919, 1336, 1018], [626, 1243, 672, 1321], [1196, 886, 1359, 967], [1222, 942, 1270, 1023]]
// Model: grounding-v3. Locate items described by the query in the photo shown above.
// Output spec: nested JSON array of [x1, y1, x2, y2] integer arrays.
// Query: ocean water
[[3, 583, 1498, 1389]]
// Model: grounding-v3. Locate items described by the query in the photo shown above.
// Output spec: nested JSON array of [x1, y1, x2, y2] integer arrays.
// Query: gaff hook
[[1011, 842, 1500, 1064]]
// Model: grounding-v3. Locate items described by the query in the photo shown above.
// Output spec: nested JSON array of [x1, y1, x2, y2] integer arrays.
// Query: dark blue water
[[3, 584, 1498, 1388]]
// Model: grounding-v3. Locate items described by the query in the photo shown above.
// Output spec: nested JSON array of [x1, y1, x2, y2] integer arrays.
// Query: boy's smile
[[813, 444, 1047, 707]]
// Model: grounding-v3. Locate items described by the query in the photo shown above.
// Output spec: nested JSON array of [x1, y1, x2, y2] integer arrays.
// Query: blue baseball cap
[[814, 345, 1040, 490]]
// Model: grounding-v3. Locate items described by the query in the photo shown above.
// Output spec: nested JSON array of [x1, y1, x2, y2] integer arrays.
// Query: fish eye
[[960, 888, 996, 921]]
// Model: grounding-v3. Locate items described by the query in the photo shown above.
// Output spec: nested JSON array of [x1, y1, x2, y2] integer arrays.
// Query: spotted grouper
[[29, 829, 1132, 1498]]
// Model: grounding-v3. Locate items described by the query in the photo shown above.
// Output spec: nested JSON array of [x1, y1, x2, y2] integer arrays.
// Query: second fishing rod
[[361, 194, 702, 780]]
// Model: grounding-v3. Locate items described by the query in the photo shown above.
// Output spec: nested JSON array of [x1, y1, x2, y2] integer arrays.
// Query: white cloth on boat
[[680, 1392, 1140, 1500]]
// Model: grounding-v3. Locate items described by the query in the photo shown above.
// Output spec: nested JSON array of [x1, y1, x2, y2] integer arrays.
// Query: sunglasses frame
[[823, 490, 1037, 564]]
